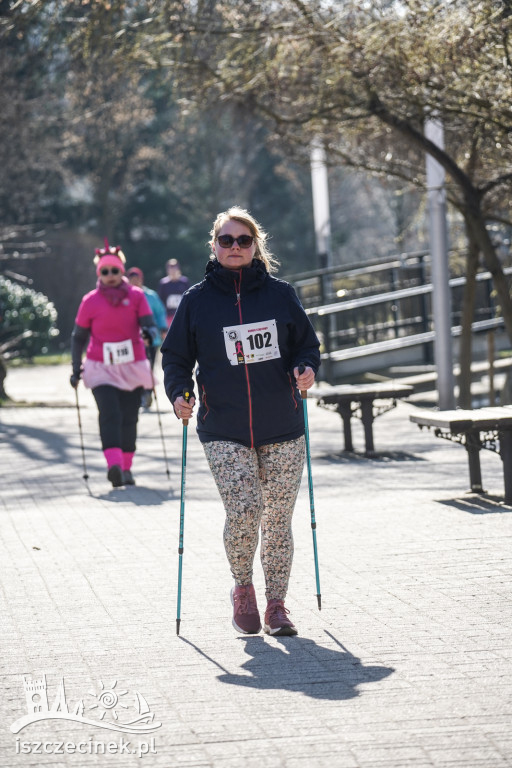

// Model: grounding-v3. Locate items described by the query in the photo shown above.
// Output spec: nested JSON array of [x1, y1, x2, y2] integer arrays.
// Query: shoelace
[[267, 602, 290, 623], [235, 588, 258, 614]]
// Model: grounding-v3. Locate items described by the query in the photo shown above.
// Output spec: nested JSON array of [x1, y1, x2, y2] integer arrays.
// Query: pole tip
[[176, 619, 181, 635], [317, 594, 322, 610]]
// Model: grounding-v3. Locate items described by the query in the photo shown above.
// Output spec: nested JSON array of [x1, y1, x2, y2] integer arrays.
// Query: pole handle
[[182, 388, 190, 426]]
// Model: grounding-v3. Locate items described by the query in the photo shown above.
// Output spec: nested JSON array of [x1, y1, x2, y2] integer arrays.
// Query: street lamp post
[[310, 138, 333, 382], [425, 117, 455, 410]]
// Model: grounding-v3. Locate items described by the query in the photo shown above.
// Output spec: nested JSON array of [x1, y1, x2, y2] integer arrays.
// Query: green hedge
[[0, 276, 59, 359]]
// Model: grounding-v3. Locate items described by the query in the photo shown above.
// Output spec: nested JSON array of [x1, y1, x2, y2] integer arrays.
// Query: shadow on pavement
[[0, 422, 73, 464], [182, 630, 394, 701], [93, 486, 173, 504], [439, 494, 512, 514], [316, 450, 425, 463]]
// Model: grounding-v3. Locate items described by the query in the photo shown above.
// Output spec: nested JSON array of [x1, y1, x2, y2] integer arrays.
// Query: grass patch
[[9, 353, 71, 367]]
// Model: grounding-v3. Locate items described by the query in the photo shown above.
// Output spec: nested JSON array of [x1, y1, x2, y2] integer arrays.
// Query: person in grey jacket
[[162, 206, 320, 637]]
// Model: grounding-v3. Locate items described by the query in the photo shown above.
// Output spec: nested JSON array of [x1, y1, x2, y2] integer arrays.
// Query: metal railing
[[288, 255, 512, 382]]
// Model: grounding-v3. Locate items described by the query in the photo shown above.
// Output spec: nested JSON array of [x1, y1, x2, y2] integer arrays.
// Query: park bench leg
[[360, 399, 376, 457], [498, 429, 512, 505], [337, 402, 354, 452], [465, 431, 484, 493]]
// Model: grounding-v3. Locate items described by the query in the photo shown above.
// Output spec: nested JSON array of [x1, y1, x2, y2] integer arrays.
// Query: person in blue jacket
[[127, 266, 168, 409], [161, 206, 320, 637]]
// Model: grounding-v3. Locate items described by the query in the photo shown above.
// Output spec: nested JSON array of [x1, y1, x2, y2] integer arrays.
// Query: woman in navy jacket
[[162, 207, 320, 637]]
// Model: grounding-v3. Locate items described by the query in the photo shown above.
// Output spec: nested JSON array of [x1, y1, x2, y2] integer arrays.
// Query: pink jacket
[[75, 285, 151, 363]]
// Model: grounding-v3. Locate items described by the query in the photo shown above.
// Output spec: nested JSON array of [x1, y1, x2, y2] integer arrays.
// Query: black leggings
[[92, 385, 142, 452]]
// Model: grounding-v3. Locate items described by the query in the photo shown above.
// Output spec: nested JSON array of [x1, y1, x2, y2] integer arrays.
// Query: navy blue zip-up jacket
[[161, 258, 321, 448]]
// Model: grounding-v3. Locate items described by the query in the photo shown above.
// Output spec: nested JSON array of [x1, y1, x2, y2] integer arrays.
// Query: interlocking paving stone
[[1, 364, 512, 767]]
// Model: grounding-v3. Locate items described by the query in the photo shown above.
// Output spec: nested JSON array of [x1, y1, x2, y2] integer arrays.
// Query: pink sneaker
[[231, 585, 261, 634], [264, 599, 298, 636]]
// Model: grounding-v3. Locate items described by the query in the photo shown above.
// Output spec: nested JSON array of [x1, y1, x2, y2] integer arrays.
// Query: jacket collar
[[204, 258, 268, 293]]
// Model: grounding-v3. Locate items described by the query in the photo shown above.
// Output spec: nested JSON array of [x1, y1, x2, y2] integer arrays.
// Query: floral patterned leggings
[[203, 436, 305, 601]]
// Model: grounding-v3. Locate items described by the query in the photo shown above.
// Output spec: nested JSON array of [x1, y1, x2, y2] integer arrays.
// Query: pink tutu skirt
[[82, 358, 154, 391]]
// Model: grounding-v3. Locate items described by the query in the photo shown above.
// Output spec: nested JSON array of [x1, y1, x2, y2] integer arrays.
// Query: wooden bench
[[310, 381, 414, 457], [410, 406, 512, 504]]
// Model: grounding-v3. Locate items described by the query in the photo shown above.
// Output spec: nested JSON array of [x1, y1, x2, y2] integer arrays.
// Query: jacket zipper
[[235, 270, 254, 448]]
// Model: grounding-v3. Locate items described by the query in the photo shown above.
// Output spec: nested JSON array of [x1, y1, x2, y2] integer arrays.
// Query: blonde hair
[[209, 206, 279, 274]]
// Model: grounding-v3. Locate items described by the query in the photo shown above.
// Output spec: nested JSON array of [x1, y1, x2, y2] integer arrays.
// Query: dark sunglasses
[[100, 267, 121, 276], [216, 234, 254, 249]]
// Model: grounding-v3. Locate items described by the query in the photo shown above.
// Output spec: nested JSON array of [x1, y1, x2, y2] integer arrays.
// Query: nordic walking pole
[[150, 369, 171, 482], [74, 386, 89, 482], [176, 389, 190, 635], [298, 363, 321, 609]]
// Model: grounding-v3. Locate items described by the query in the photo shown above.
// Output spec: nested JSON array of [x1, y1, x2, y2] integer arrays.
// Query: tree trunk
[[458, 233, 479, 409], [501, 370, 512, 405], [464, 194, 512, 346], [0, 354, 9, 400]]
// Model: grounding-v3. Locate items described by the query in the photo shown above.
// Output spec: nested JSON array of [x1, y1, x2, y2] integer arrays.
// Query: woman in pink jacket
[[70, 243, 158, 487]]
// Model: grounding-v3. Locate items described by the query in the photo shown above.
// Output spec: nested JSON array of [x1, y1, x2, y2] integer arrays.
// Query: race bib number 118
[[223, 319, 280, 366], [103, 339, 135, 365]]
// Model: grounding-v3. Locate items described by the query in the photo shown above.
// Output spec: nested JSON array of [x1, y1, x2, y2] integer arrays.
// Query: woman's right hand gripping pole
[[173, 391, 195, 422]]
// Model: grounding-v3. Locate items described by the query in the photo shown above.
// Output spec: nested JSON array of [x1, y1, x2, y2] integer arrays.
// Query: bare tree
[[125, 0, 512, 399]]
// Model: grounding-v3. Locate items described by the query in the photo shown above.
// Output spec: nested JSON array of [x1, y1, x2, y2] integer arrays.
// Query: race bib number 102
[[223, 320, 280, 366]]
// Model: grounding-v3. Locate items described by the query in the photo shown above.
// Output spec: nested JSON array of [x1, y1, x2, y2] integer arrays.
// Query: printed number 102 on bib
[[223, 320, 280, 366]]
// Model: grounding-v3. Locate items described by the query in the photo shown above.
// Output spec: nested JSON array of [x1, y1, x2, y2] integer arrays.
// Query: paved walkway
[[1, 364, 511, 768]]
